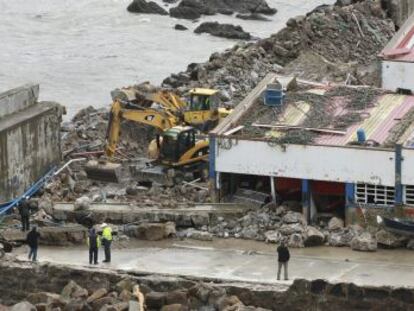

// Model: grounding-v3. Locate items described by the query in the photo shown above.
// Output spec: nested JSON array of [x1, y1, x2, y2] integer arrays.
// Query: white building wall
[[402, 148, 414, 185], [215, 140, 396, 186], [382, 61, 414, 93]]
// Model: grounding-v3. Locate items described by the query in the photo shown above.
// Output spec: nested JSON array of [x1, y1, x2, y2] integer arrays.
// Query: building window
[[355, 183, 395, 206], [404, 185, 414, 206]]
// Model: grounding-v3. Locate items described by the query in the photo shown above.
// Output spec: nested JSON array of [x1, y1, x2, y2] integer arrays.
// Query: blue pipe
[[0, 166, 56, 216]]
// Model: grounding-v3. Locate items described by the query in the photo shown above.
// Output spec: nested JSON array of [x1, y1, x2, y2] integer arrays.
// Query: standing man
[[277, 240, 290, 281], [100, 223, 113, 263], [87, 228, 100, 265], [18, 197, 30, 231], [26, 226, 40, 262]]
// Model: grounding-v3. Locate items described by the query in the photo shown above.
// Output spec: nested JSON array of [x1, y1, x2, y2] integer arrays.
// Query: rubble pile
[[162, 1, 395, 104], [3, 279, 273, 311]]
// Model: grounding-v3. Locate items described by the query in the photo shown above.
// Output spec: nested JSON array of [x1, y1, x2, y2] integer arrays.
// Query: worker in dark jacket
[[87, 228, 101, 265], [26, 226, 40, 262], [277, 241, 290, 280], [18, 197, 30, 232]]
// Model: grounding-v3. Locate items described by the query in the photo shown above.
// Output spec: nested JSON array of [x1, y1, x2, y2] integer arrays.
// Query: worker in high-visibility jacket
[[100, 223, 113, 263]]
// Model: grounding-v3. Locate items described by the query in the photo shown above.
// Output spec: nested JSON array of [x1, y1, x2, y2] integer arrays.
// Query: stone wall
[[1, 262, 414, 310], [0, 85, 63, 202]]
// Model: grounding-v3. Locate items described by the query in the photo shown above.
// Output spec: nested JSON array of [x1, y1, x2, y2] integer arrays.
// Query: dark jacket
[[277, 245, 290, 262], [27, 229, 40, 248], [18, 201, 30, 217], [88, 229, 101, 249]]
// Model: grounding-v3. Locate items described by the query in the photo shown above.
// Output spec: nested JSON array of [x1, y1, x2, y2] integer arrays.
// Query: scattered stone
[[328, 217, 344, 231], [127, 0, 169, 15], [10, 302, 36, 311], [288, 233, 304, 248], [61, 281, 86, 300], [304, 226, 324, 247], [74, 196, 91, 211], [194, 22, 251, 40], [87, 288, 108, 304], [351, 232, 377, 252], [174, 24, 188, 31], [376, 230, 407, 248], [282, 212, 306, 225]]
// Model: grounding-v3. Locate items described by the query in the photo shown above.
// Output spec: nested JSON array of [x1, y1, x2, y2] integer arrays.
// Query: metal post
[[395, 144, 403, 205], [270, 176, 276, 202], [302, 179, 311, 223]]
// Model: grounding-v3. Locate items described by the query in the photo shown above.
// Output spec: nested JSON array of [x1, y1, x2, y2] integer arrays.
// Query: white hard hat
[[100, 223, 108, 228]]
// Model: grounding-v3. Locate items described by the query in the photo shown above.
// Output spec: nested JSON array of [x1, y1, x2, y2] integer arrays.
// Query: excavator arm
[[105, 100, 178, 157]]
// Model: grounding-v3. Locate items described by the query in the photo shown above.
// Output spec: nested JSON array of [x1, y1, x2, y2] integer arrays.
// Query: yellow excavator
[[85, 87, 230, 185]]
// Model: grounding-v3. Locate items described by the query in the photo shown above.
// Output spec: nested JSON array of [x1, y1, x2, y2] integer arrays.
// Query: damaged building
[[209, 72, 414, 225], [0, 84, 63, 203]]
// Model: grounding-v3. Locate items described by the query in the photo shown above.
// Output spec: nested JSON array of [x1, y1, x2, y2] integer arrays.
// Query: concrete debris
[[328, 217, 345, 231], [123, 222, 176, 241], [177, 229, 213, 241], [375, 229, 408, 249], [350, 232, 377, 252]]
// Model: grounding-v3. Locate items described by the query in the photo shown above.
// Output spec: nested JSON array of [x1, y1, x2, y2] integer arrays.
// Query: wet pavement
[[18, 240, 414, 288]]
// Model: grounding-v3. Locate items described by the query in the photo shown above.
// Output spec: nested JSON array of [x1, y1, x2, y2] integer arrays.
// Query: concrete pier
[[0, 84, 63, 202]]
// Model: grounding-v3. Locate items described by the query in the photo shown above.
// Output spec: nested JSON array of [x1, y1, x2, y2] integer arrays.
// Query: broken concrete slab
[[52, 203, 252, 228]]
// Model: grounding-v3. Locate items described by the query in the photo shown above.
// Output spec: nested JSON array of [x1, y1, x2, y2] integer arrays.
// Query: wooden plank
[[224, 125, 244, 136], [251, 123, 346, 135]]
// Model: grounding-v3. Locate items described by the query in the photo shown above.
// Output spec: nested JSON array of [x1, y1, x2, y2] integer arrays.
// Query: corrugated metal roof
[[315, 94, 414, 146]]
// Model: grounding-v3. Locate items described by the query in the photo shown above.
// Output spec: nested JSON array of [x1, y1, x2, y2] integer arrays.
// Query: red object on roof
[[379, 18, 414, 62]]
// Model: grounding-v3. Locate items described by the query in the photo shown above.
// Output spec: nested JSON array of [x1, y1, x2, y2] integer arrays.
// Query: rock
[[124, 222, 176, 240], [27, 292, 66, 307], [282, 212, 306, 224], [166, 291, 188, 305], [38, 199, 53, 215], [288, 233, 304, 248], [63, 300, 87, 311], [125, 186, 139, 196], [181, 229, 213, 241], [61, 281, 86, 300], [87, 288, 108, 303], [236, 13, 270, 21], [127, 0, 169, 15], [74, 196, 91, 211], [145, 292, 167, 309], [304, 226, 325, 247], [170, 0, 276, 20], [116, 279, 136, 293], [91, 297, 116, 311], [286, 15, 306, 27], [240, 227, 259, 240], [194, 22, 251, 40], [407, 239, 414, 250], [376, 229, 407, 248], [11, 302, 36, 311], [112, 302, 128, 311], [328, 217, 344, 231], [174, 24, 188, 31], [279, 223, 305, 236], [328, 228, 355, 247], [161, 304, 188, 311], [119, 290, 132, 302], [264, 230, 282, 243], [217, 295, 242, 311], [351, 232, 377, 252]]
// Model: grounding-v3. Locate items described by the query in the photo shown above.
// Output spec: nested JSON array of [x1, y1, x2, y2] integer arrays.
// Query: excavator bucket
[[84, 160, 126, 183]]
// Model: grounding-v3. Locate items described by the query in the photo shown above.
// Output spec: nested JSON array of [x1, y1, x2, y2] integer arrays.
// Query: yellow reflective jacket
[[102, 227, 113, 241]]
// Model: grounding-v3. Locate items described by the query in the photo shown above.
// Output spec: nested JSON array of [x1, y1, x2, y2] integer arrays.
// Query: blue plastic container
[[357, 128, 366, 143], [264, 84, 284, 107]]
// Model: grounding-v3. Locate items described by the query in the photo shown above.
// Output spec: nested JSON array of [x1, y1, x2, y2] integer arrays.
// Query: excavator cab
[[184, 88, 220, 130], [159, 126, 196, 163]]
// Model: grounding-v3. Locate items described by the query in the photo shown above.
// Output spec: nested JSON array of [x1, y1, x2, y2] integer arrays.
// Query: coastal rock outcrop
[[194, 22, 251, 40]]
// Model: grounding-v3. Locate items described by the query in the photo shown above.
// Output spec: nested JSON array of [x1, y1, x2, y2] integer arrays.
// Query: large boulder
[[194, 22, 251, 40], [74, 196, 91, 211], [87, 288, 108, 304], [61, 281, 86, 300], [236, 13, 270, 21], [11, 302, 36, 311], [264, 230, 282, 243], [279, 223, 305, 236], [127, 0, 169, 15], [304, 226, 325, 247], [350, 232, 377, 252], [27, 293, 66, 308], [376, 229, 407, 248], [328, 217, 344, 231], [282, 212, 306, 225], [328, 228, 355, 247], [170, 0, 276, 20], [124, 222, 176, 240], [179, 229, 213, 241], [288, 233, 304, 248]]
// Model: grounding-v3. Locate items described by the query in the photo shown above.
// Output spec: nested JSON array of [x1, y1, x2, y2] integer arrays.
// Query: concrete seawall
[[0, 261, 413, 310], [0, 85, 63, 202]]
